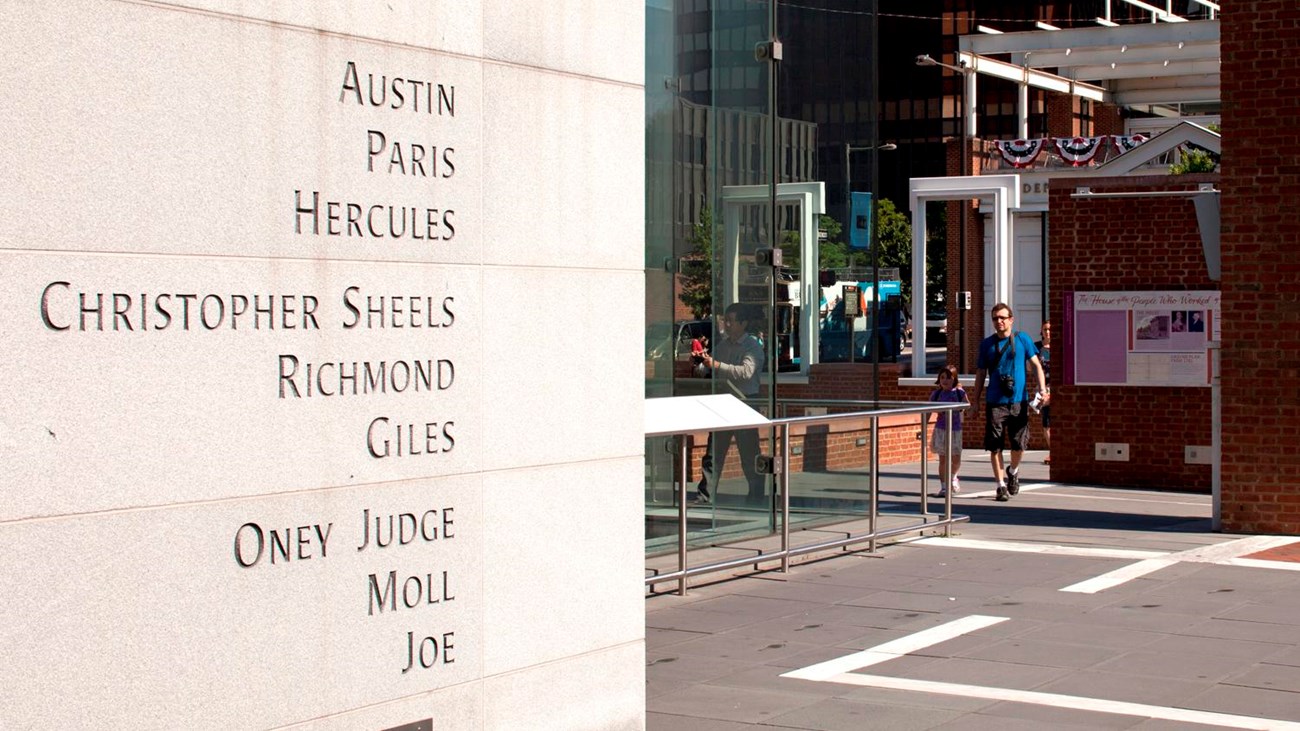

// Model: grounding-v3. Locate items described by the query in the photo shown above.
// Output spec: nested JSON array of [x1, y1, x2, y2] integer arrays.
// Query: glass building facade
[[643, 0, 1216, 553]]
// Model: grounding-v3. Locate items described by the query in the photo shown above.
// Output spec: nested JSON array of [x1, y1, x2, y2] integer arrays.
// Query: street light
[[916, 53, 974, 372], [844, 141, 897, 245]]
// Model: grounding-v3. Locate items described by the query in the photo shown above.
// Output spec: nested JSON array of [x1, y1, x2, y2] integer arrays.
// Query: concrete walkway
[[646, 452, 1300, 730]]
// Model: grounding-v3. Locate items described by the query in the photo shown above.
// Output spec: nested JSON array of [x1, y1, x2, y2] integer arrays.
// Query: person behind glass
[[690, 334, 709, 377], [972, 303, 1049, 502], [926, 365, 968, 497], [695, 303, 766, 504], [1035, 320, 1052, 465]]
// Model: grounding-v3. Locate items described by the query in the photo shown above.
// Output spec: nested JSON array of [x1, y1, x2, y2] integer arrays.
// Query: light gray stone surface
[[2, 1, 644, 728]]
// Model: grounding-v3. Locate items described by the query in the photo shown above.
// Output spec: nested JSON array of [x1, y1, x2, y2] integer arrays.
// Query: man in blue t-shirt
[[972, 303, 1050, 502]]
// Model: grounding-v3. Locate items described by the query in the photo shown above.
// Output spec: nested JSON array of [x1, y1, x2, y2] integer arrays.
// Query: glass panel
[[644, 0, 778, 554]]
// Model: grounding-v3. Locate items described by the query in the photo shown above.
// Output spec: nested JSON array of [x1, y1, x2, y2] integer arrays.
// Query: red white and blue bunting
[[995, 138, 1048, 168], [1111, 133, 1149, 153], [994, 134, 1150, 168], [1055, 136, 1107, 166]]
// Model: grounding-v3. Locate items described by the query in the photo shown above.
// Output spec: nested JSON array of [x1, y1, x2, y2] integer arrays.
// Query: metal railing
[[646, 400, 969, 595]]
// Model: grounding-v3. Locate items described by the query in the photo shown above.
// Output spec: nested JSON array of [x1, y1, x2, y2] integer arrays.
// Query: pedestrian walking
[[971, 304, 1049, 501], [927, 365, 968, 497]]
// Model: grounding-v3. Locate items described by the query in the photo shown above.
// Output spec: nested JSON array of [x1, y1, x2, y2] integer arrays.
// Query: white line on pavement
[[1058, 558, 1180, 593], [1174, 535, 1300, 563], [1226, 557, 1300, 572], [1037, 492, 1207, 507], [784, 614, 1300, 729], [959, 481, 1053, 498], [917, 536, 1168, 560], [780, 615, 1008, 682], [918, 534, 1300, 594], [821, 673, 1300, 730]]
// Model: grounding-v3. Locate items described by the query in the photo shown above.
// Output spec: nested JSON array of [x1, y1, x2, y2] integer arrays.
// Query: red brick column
[[945, 136, 985, 374], [1046, 92, 1079, 139], [1220, 2, 1300, 533]]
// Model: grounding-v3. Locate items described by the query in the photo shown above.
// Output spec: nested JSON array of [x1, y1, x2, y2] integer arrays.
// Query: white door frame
[[721, 182, 825, 376], [908, 175, 1020, 376]]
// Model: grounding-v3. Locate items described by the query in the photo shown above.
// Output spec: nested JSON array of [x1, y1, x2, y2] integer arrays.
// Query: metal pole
[[944, 411, 955, 534], [844, 142, 852, 234], [957, 68, 968, 372], [920, 413, 930, 517], [869, 0, 881, 403], [869, 415, 879, 552], [677, 435, 689, 596], [780, 425, 791, 572], [767, 0, 780, 534]]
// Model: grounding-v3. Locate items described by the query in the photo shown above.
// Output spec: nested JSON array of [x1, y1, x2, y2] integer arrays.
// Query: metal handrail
[[646, 400, 969, 595]]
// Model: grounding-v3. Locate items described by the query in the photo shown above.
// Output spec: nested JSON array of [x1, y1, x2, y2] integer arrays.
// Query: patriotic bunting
[[992, 133, 1151, 168], [995, 138, 1047, 168], [1054, 136, 1108, 166], [1112, 133, 1149, 153]]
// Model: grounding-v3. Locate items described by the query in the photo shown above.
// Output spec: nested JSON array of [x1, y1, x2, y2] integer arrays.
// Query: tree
[[780, 214, 849, 270], [1170, 146, 1218, 174], [874, 197, 912, 275], [678, 206, 715, 319]]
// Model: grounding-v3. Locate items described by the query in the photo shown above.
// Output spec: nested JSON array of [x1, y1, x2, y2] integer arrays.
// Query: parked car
[[925, 309, 948, 346], [673, 320, 712, 360]]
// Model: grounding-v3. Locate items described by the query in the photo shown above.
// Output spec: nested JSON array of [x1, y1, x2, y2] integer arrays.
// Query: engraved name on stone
[[294, 61, 459, 241], [233, 507, 459, 673]]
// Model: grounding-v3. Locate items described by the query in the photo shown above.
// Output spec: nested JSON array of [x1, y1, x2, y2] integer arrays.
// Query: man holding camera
[[972, 303, 1050, 502]]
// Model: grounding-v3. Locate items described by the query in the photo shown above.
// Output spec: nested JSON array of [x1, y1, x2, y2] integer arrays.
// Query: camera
[[999, 375, 1016, 397]]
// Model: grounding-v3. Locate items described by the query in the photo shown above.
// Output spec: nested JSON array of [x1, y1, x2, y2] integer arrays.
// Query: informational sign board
[[843, 284, 862, 316], [1066, 290, 1219, 387], [849, 191, 873, 249]]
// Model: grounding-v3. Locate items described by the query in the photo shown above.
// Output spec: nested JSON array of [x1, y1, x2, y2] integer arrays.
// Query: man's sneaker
[[995, 484, 1010, 502], [934, 487, 948, 498], [951, 477, 962, 494], [1006, 469, 1020, 496], [695, 479, 711, 504]]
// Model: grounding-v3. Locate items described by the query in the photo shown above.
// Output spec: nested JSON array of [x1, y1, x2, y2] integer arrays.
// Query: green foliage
[[873, 198, 912, 275], [781, 214, 850, 270], [874, 198, 945, 307], [678, 200, 942, 317], [1170, 147, 1218, 174], [678, 206, 715, 319]]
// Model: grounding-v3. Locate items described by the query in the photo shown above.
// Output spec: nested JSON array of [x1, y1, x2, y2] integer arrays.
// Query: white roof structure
[[949, 18, 1219, 134]]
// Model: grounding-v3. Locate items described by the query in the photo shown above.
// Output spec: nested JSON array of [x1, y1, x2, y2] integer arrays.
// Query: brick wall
[[1048, 174, 1218, 491], [1220, 2, 1300, 533], [946, 136, 987, 375], [686, 362, 974, 482], [1047, 93, 1079, 138]]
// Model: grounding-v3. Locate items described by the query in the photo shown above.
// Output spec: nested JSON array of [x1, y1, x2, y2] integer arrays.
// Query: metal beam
[[957, 52, 1107, 102], [1062, 59, 1221, 82], [1015, 41, 1218, 70], [961, 19, 1218, 56], [1119, 0, 1186, 22], [1112, 83, 1220, 106]]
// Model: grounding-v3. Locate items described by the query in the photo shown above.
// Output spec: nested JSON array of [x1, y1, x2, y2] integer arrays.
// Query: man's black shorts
[[984, 402, 1030, 452]]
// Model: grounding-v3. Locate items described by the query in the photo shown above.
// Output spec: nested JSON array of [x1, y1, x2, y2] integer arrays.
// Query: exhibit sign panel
[[1065, 290, 1219, 387]]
